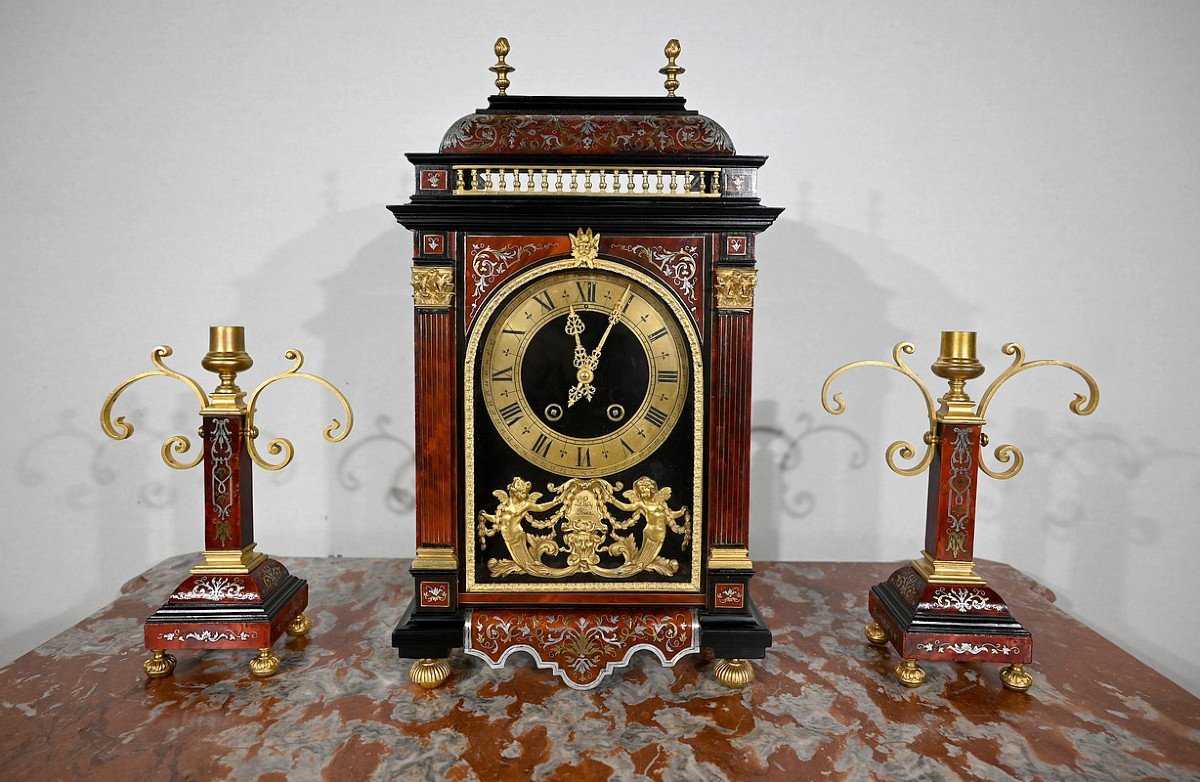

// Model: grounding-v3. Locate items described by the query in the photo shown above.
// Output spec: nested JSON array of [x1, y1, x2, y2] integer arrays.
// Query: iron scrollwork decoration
[[820, 334, 1098, 480], [101, 330, 353, 472]]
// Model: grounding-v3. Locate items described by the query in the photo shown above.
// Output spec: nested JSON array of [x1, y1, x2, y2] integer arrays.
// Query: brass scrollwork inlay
[[974, 342, 1099, 480], [715, 268, 757, 309], [821, 342, 938, 477], [412, 266, 454, 308], [478, 476, 691, 580], [244, 349, 354, 471], [101, 346, 210, 470]]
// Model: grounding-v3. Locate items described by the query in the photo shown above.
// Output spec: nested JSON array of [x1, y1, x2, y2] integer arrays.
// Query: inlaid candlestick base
[[142, 559, 308, 678], [868, 563, 1032, 689]]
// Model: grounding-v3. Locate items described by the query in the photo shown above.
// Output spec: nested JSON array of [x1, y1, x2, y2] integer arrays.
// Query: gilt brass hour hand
[[565, 306, 594, 406], [567, 286, 632, 407]]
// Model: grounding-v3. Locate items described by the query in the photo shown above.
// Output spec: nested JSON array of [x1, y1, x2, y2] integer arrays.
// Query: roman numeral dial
[[479, 267, 690, 476]]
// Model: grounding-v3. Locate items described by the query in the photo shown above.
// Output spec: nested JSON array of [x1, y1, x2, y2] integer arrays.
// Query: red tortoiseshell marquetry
[[462, 234, 706, 330], [202, 413, 254, 552], [603, 235, 705, 330], [464, 608, 699, 689], [869, 419, 1032, 669], [708, 310, 754, 548], [440, 113, 735, 155], [144, 585, 308, 651], [925, 421, 982, 563], [463, 235, 571, 326], [413, 307, 458, 549]]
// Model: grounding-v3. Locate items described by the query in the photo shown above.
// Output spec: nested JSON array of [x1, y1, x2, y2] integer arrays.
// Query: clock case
[[389, 94, 783, 670]]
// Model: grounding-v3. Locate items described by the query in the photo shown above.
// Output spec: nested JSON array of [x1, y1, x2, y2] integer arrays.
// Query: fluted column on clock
[[409, 263, 460, 589], [708, 263, 758, 586], [710, 274, 754, 550]]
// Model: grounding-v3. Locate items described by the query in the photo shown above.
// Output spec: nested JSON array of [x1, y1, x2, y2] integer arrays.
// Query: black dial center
[[522, 309, 649, 440]]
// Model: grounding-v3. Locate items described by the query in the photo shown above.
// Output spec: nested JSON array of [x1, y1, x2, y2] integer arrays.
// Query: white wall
[[2, 2, 1197, 695]]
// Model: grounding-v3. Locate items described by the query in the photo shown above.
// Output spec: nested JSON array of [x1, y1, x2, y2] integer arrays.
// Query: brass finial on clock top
[[490, 37, 514, 95], [660, 39, 685, 96]]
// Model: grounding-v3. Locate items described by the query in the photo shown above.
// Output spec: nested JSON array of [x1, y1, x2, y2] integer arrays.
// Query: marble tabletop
[[1, 555, 1197, 781]]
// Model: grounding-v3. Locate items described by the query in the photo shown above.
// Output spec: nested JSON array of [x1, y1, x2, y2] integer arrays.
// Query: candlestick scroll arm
[[975, 342, 1100, 480], [820, 341, 938, 477], [100, 345, 210, 470], [244, 349, 354, 471]]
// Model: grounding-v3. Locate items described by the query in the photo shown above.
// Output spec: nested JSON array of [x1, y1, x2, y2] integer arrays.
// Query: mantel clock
[[390, 40, 782, 689]]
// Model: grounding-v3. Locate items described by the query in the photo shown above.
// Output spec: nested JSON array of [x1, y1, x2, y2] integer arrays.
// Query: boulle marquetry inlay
[[390, 77, 782, 687]]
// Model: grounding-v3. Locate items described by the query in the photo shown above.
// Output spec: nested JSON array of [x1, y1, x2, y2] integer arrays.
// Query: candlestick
[[102, 326, 353, 678], [821, 331, 1098, 691]]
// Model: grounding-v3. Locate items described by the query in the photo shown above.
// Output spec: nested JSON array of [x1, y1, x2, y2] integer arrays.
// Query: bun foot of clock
[[712, 658, 755, 689], [1000, 663, 1034, 692], [249, 647, 282, 678], [286, 613, 312, 638], [894, 658, 926, 688], [410, 658, 452, 689], [144, 649, 176, 678], [864, 622, 889, 646]]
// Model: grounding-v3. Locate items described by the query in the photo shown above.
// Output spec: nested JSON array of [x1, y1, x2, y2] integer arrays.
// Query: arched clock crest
[[390, 39, 782, 690]]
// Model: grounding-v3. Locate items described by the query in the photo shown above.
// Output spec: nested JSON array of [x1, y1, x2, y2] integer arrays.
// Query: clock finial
[[490, 37, 514, 96], [659, 39, 685, 97]]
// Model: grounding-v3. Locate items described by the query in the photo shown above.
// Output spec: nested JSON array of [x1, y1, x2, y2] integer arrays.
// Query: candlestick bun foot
[[864, 622, 889, 645], [894, 658, 926, 688], [249, 647, 282, 678], [1000, 663, 1033, 692], [144, 650, 176, 678], [286, 613, 312, 638]]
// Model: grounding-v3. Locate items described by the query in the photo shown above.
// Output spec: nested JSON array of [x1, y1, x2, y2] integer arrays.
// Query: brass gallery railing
[[451, 165, 722, 197]]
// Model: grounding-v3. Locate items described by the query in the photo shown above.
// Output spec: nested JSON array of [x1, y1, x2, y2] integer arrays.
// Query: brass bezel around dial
[[478, 264, 690, 477]]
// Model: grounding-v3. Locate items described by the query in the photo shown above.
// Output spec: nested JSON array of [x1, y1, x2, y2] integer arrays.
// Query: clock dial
[[480, 268, 688, 476]]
